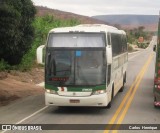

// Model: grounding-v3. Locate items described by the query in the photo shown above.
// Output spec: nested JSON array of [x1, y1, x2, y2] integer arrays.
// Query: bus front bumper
[[45, 92, 109, 107]]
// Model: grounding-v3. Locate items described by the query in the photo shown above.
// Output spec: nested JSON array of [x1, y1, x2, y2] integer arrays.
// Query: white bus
[[45, 24, 128, 108]]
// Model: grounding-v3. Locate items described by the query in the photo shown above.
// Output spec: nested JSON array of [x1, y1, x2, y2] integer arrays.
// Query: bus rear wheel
[[119, 82, 124, 92], [119, 73, 126, 92]]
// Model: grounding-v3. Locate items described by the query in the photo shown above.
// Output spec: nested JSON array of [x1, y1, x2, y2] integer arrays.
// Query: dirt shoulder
[[0, 68, 44, 106]]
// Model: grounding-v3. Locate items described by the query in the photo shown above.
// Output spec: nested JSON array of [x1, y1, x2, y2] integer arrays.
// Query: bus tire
[[119, 73, 126, 92], [106, 102, 111, 109], [119, 82, 124, 92]]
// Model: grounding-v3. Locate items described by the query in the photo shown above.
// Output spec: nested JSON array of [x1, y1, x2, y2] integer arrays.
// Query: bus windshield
[[47, 33, 105, 47], [46, 49, 106, 86]]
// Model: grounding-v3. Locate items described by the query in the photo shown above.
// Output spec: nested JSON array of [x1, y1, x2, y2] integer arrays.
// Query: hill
[[36, 7, 158, 31], [92, 15, 159, 31], [36, 6, 106, 24]]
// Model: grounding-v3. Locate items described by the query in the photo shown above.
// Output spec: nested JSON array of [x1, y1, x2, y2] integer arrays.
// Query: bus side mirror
[[153, 45, 156, 52], [37, 45, 45, 64], [106, 46, 112, 64]]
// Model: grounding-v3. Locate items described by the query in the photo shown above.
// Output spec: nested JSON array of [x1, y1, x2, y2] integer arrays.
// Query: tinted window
[[111, 33, 127, 56]]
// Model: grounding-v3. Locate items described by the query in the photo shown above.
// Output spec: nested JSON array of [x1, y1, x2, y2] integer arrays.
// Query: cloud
[[32, 0, 160, 16]]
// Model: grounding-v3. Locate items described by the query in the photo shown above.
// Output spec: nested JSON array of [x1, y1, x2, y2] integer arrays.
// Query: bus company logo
[[82, 88, 92, 92], [73, 92, 76, 96], [58, 87, 67, 92], [2, 125, 11, 131]]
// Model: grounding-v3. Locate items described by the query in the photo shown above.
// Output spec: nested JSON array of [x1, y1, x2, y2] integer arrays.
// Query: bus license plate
[[70, 99, 80, 103]]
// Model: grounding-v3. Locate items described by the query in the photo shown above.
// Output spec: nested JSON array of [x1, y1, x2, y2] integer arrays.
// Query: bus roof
[[49, 24, 126, 34]]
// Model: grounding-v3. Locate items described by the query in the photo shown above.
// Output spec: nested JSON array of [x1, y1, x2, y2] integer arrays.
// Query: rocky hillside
[[36, 7, 158, 31], [36, 6, 107, 24], [92, 15, 159, 31]]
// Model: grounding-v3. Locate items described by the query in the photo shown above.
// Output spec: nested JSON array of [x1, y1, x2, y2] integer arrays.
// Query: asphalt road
[[0, 37, 160, 133]]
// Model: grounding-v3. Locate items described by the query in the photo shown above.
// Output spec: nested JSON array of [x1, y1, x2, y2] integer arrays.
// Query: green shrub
[[128, 45, 133, 52], [0, 59, 10, 71], [0, 0, 36, 65]]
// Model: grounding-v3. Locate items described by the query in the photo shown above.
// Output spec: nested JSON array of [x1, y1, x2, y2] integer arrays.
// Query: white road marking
[[1, 106, 48, 133], [15, 106, 48, 124]]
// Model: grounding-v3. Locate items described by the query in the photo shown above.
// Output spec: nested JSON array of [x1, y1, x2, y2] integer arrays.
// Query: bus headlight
[[92, 90, 106, 95], [46, 89, 57, 94]]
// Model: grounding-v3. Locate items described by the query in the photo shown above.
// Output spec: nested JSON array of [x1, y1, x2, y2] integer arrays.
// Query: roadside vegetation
[[126, 26, 154, 49], [0, 0, 36, 71], [0, 0, 79, 71]]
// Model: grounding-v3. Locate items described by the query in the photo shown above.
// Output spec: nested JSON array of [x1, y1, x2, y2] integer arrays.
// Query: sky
[[32, 0, 160, 16]]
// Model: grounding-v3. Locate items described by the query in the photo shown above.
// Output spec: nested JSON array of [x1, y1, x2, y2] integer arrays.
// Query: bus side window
[[107, 65, 111, 86]]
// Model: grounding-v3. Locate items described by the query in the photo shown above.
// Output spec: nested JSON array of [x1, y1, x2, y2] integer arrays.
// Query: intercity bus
[[44, 24, 128, 108]]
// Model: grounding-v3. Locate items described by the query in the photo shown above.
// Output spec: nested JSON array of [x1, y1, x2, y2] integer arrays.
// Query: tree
[[138, 26, 145, 33], [0, 0, 36, 65]]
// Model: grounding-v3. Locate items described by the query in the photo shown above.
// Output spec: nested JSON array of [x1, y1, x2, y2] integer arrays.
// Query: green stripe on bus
[[45, 83, 106, 92]]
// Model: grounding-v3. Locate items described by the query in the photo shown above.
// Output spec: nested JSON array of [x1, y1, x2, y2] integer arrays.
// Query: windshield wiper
[[46, 52, 51, 75], [52, 60, 56, 76]]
